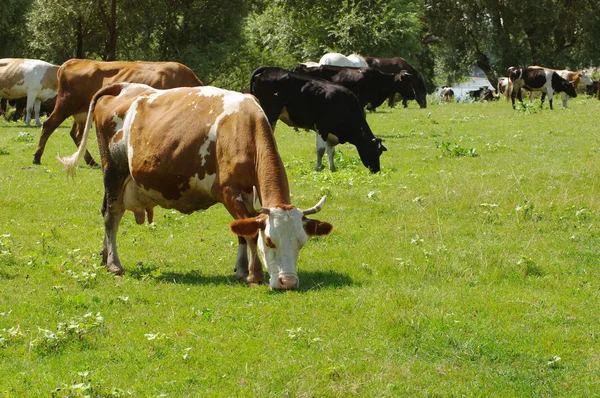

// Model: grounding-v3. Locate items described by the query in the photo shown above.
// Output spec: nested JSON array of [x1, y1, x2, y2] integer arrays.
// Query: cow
[[364, 56, 427, 109], [586, 80, 599, 97], [527, 67, 593, 108], [58, 83, 333, 290], [319, 53, 368, 68], [250, 67, 387, 173], [507, 66, 577, 109], [33, 59, 203, 166], [2, 96, 55, 122], [479, 87, 498, 101], [292, 64, 414, 111], [440, 86, 454, 102], [0, 58, 58, 127]]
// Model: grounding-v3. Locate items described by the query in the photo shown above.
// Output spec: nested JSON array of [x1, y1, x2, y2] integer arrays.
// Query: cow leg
[[221, 189, 265, 284], [234, 236, 249, 280], [245, 237, 264, 285], [547, 88, 554, 110], [402, 98, 408, 108], [33, 109, 69, 164], [387, 94, 395, 108], [101, 165, 126, 275], [315, 133, 326, 171], [24, 94, 35, 127], [33, 99, 42, 126], [326, 143, 336, 172], [70, 114, 98, 167], [561, 92, 568, 108]]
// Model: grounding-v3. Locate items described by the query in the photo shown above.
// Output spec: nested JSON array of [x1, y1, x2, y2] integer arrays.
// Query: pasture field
[[1, 97, 600, 396]]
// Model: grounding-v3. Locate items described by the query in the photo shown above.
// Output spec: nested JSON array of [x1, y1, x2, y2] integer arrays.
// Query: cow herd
[[445, 66, 594, 109], [0, 54, 596, 289]]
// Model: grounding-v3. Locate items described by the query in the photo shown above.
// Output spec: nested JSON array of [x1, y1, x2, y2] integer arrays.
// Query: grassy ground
[[0, 96, 599, 396]]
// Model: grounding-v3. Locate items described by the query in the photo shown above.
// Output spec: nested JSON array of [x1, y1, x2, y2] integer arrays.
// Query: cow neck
[[254, 125, 291, 208]]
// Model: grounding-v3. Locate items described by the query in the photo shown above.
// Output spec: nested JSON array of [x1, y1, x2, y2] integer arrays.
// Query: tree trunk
[[105, 0, 117, 61], [76, 16, 84, 58]]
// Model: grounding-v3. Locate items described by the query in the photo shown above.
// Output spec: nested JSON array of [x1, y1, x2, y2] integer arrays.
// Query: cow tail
[[57, 83, 127, 179]]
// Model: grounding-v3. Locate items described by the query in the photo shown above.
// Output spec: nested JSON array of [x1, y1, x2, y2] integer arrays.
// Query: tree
[[424, 0, 600, 85], [0, 0, 33, 58]]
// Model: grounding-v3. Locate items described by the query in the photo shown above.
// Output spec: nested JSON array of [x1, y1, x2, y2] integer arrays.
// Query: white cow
[[319, 52, 368, 68], [0, 58, 58, 126]]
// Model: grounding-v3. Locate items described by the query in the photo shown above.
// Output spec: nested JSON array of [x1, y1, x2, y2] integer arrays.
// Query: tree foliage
[[2, 0, 600, 92], [425, 0, 600, 84]]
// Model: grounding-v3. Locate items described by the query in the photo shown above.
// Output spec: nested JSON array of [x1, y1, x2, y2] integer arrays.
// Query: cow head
[[229, 188, 333, 290], [552, 72, 577, 98], [356, 136, 387, 173], [393, 71, 416, 99]]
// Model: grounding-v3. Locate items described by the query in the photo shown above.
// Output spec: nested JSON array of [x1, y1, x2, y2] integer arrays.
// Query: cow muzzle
[[271, 274, 299, 290]]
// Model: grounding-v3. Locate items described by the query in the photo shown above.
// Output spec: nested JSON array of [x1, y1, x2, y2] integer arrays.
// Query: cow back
[[56, 59, 203, 116]]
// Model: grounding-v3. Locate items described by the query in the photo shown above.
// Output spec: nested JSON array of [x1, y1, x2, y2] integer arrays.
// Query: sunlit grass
[[1, 97, 600, 396]]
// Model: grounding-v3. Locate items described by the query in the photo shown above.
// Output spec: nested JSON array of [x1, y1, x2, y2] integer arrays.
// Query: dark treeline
[[3, 0, 600, 91]]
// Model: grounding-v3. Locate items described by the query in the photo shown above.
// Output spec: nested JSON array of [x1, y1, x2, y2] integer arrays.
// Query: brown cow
[[34, 59, 203, 165], [0, 58, 58, 127], [58, 83, 333, 290]]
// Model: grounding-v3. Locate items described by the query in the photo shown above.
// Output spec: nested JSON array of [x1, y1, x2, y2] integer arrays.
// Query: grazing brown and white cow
[[58, 83, 333, 290], [34, 59, 203, 165], [507, 66, 577, 109], [0, 58, 58, 127]]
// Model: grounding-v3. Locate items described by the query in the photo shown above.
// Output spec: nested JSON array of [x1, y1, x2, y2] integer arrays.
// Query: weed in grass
[[518, 256, 545, 278], [12, 131, 34, 142], [0, 147, 9, 155], [436, 140, 478, 157], [31, 312, 104, 355], [52, 371, 132, 397], [514, 101, 539, 114]]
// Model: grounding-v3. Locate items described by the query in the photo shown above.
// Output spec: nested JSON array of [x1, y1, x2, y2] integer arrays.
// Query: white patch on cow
[[124, 98, 143, 171], [112, 113, 124, 132], [197, 89, 245, 166], [187, 172, 216, 197]]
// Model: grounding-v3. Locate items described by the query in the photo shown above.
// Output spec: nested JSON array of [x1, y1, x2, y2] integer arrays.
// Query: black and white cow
[[250, 67, 386, 173], [507, 66, 577, 109], [293, 64, 414, 111], [364, 56, 427, 109], [439, 86, 454, 102]]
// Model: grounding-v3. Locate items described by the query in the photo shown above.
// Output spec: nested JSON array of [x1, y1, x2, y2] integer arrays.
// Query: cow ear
[[229, 216, 266, 237], [303, 219, 333, 236]]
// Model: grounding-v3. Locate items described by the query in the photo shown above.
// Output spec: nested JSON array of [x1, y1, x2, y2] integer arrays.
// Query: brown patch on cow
[[113, 129, 124, 143], [128, 89, 222, 202], [264, 236, 276, 248], [229, 215, 267, 237], [276, 204, 296, 211], [303, 219, 334, 236], [0, 59, 26, 96]]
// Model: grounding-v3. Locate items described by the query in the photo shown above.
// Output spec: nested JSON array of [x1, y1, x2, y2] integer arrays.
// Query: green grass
[[1, 97, 600, 396]]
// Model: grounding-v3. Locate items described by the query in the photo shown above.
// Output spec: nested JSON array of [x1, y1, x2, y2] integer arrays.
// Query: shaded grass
[[1, 99, 600, 396]]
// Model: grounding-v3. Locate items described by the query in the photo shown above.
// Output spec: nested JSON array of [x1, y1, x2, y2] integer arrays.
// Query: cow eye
[[265, 236, 276, 248]]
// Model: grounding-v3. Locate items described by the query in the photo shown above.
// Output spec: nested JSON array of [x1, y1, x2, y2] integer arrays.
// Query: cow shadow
[[129, 264, 354, 290]]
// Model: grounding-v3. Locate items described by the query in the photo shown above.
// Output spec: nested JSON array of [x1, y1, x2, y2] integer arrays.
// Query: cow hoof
[[32, 157, 41, 165], [106, 264, 124, 275], [246, 275, 265, 285]]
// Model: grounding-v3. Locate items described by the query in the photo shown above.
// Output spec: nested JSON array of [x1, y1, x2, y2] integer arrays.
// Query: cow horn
[[253, 186, 270, 214], [302, 195, 327, 216]]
